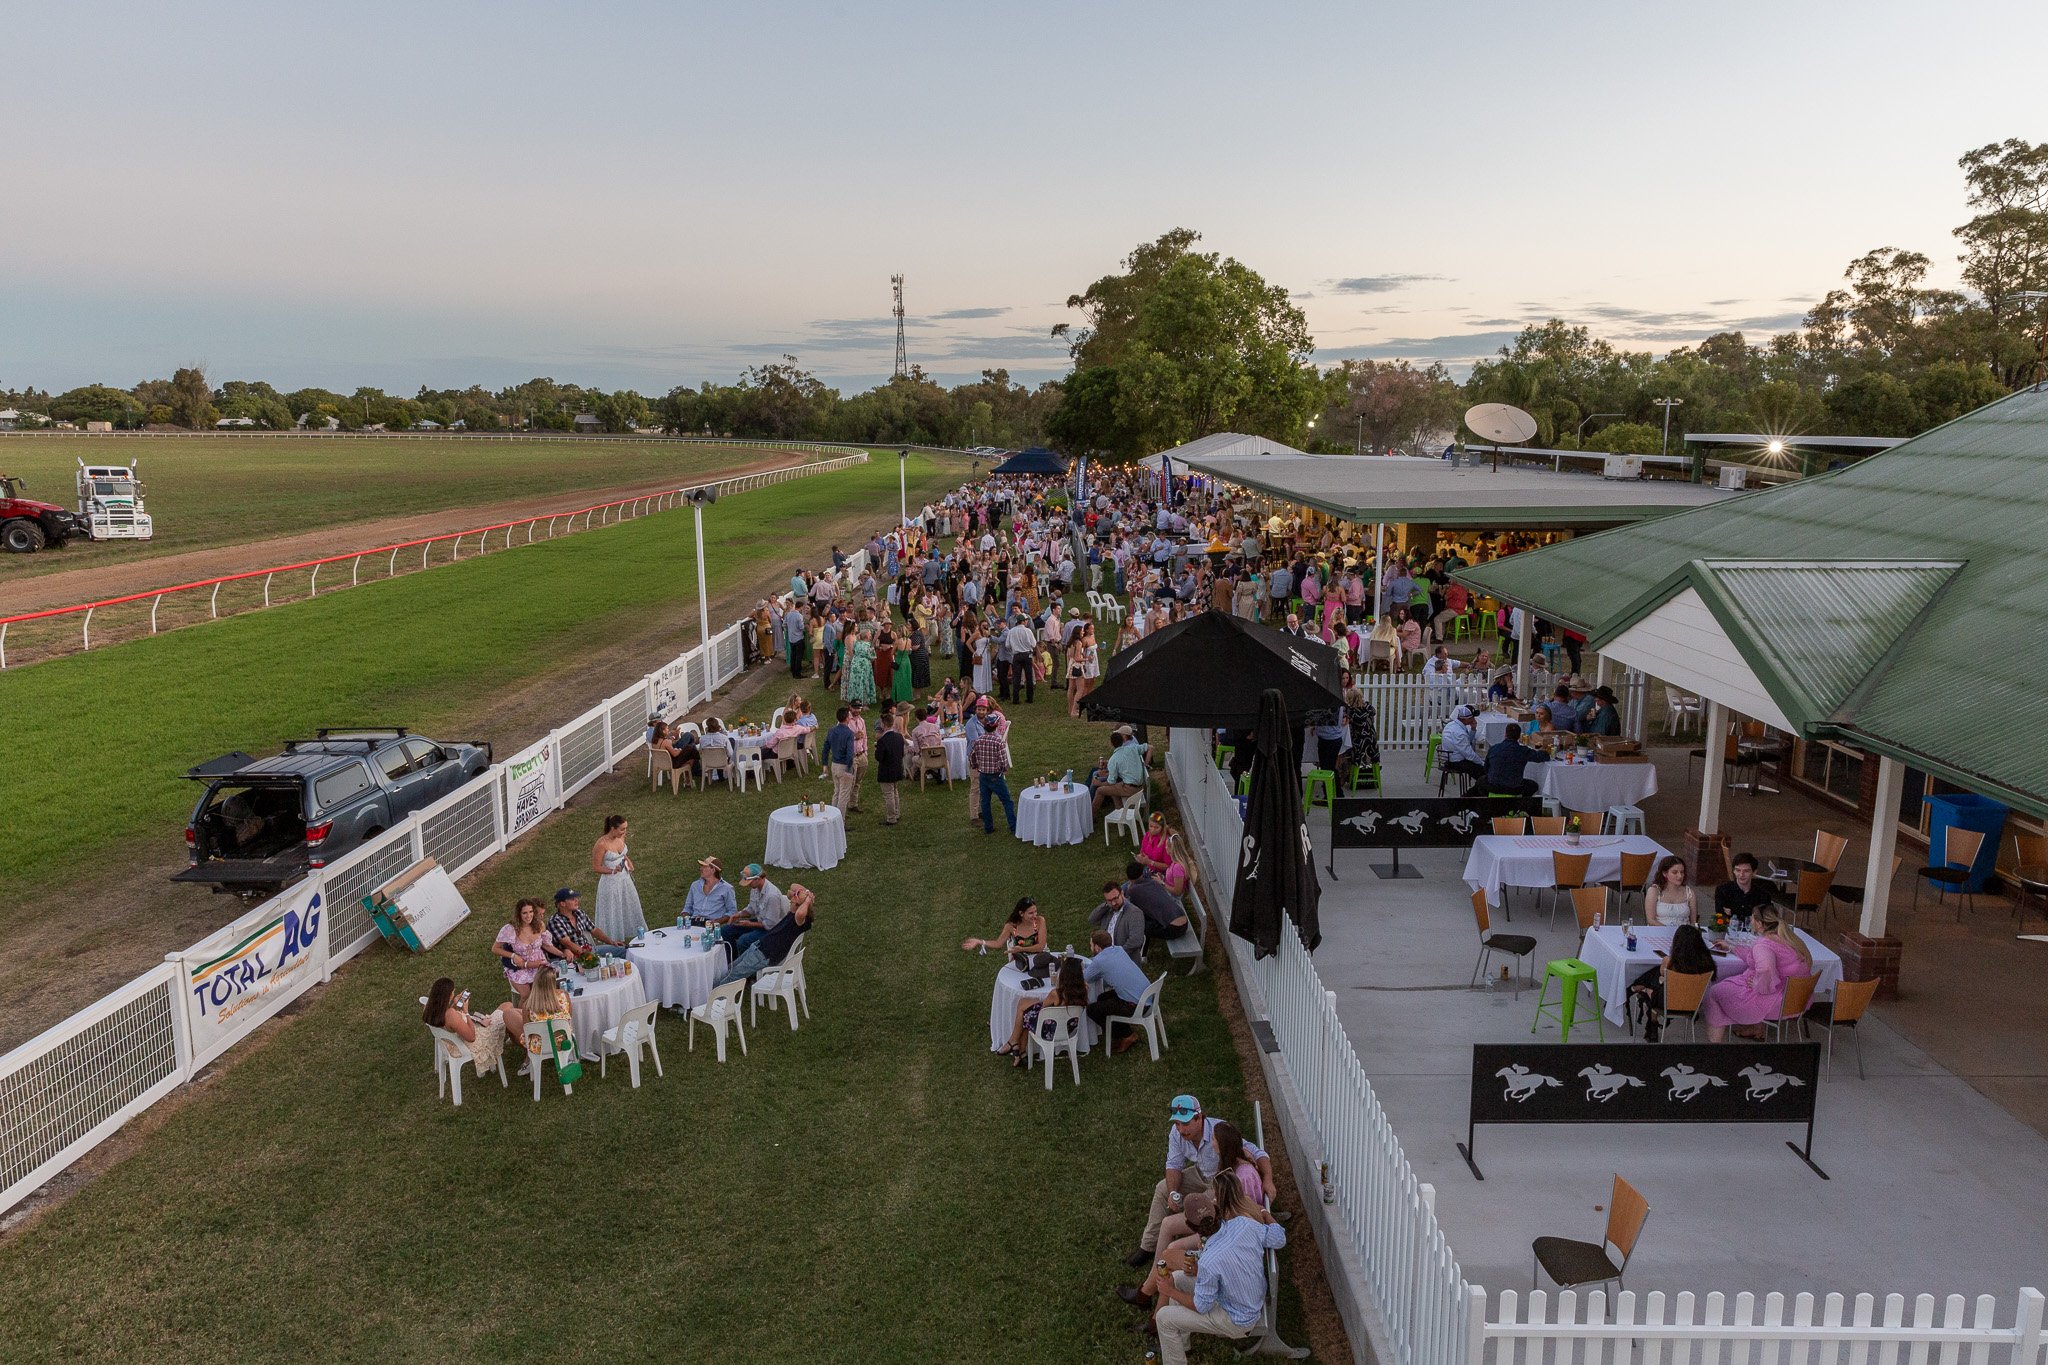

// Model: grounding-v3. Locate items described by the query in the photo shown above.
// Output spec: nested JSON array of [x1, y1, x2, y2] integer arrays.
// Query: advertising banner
[[653, 651, 694, 716], [502, 738, 558, 841], [181, 882, 327, 1067]]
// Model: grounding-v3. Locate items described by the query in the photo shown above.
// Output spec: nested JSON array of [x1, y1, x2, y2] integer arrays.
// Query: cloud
[[932, 306, 1010, 320], [1705, 298, 1745, 307], [1290, 291, 1315, 300], [1326, 274, 1450, 294]]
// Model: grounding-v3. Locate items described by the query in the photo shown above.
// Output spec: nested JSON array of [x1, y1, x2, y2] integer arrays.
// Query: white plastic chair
[[765, 736, 799, 784], [599, 999, 664, 1088], [1103, 789, 1145, 845], [699, 745, 732, 788], [1028, 1005, 1085, 1089], [768, 706, 787, 730], [1666, 692, 1702, 734], [429, 1025, 507, 1105], [521, 1018, 577, 1099], [1085, 589, 1107, 620], [1102, 973, 1170, 1062], [688, 978, 749, 1062], [733, 749, 766, 793], [749, 942, 810, 1029]]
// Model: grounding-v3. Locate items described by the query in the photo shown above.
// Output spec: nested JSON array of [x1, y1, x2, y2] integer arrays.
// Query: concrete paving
[[1301, 744, 2048, 1304]]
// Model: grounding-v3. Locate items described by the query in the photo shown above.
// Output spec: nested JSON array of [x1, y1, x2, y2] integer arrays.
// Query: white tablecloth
[[1461, 834, 1672, 908], [560, 966, 648, 1061], [988, 959, 1101, 1052], [627, 928, 725, 1012], [1533, 760, 1659, 813], [1015, 784, 1092, 847], [1578, 924, 1843, 1026], [943, 734, 970, 781], [765, 804, 847, 869], [1476, 711, 1526, 746]]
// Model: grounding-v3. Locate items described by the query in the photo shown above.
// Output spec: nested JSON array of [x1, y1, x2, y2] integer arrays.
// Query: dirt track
[[0, 453, 801, 618]]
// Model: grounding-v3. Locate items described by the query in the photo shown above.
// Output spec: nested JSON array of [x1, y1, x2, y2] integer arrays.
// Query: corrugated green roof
[[1454, 387, 2048, 816]]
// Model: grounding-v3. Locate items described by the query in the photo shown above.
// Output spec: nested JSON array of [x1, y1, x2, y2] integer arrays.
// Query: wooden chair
[[1659, 969, 1713, 1042], [1568, 810, 1605, 837], [1811, 830, 1849, 873], [1570, 886, 1609, 934], [2010, 833, 2048, 926], [1530, 816, 1567, 837], [1532, 1174, 1650, 1292], [1913, 827, 1986, 919], [1470, 889, 1537, 998], [1548, 851, 1593, 930], [1491, 816, 1529, 836], [1791, 866, 1836, 928], [1827, 853, 1902, 927], [1803, 976, 1880, 1078], [1608, 850, 1657, 914], [1766, 974, 1821, 1043]]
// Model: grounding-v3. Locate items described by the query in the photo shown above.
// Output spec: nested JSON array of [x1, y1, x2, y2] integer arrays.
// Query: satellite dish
[[1464, 403, 1538, 445]]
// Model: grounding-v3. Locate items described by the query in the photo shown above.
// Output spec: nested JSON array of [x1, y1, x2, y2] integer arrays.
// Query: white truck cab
[[77, 460, 153, 540]]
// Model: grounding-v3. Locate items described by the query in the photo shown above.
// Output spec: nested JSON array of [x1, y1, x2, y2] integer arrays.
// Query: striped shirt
[[1193, 1215, 1287, 1326]]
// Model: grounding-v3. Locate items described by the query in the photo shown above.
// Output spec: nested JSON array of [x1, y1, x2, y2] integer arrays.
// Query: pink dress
[[1702, 937, 1809, 1028]]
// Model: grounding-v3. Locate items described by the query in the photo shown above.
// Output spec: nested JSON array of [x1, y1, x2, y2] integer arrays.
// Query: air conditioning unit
[[1601, 455, 1642, 480], [1717, 465, 1749, 490]]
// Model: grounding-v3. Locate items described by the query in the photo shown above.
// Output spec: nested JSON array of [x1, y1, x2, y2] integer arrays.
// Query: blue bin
[[1923, 792, 2008, 893]]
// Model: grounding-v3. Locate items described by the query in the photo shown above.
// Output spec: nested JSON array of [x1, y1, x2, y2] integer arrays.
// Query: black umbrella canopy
[[990, 447, 1068, 476], [1229, 689, 1323, 957], [1082, 610, 1344, 730]]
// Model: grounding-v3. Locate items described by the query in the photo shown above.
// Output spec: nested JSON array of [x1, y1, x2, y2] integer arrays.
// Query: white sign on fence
[[179, 882, 327, 1067], [652, 651, 695, 716], [502, 738, 558, 840]]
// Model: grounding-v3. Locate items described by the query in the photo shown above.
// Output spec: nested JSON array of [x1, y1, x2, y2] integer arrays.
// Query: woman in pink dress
[[1702, 907, 1813, 1041]]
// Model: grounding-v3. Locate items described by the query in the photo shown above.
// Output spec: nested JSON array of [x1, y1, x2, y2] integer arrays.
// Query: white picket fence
[[0, 500, 876, 1218], [1163, 729, 2047, 1365]]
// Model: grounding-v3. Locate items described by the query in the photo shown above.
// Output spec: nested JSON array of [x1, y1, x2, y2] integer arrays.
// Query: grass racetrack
[[0, 454, 952, 925], [0, 577, 1315, 1364], [0, 433, 824, 582]]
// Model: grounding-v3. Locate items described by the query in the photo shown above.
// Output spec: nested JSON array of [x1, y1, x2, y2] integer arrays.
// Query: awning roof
[[1175, 450, 1731, 528], [990, 446, 1067, 475], [1455, 387, 2048, 817]]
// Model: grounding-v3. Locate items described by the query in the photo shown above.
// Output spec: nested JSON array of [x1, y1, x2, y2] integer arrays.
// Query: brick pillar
[[1837, 931, 1904, 1000], [1686, 829, 1731, 888]]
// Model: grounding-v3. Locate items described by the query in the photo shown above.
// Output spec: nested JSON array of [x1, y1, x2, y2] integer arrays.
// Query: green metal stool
[[1451, 614, 1471, 642], [1303, 769, 1337, 809], [1237, 771, 1253, 796], [1423, 731, 1442, 781], [1214, 743, 1236, 771], [1351, 761, 1382, 793], [1530, 958, 1604, 1041]]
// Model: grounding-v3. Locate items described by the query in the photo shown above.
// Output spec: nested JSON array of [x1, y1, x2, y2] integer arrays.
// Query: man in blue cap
[[1123, 1094, 1273, 1268], [546, 887, 627, 960]]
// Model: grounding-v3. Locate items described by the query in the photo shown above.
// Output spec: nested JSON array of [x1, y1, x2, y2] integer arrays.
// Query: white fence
[[0, 492, 877, 1217], [1163, 729, 2047, 1365]]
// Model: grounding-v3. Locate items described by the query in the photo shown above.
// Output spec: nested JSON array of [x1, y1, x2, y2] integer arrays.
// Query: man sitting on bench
[[1122, 860, 1188, 948]]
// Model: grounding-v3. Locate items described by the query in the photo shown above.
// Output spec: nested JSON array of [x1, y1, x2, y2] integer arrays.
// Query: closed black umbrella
[[1083, 610, 1343, 730], [1230, 688, 1323, 957]]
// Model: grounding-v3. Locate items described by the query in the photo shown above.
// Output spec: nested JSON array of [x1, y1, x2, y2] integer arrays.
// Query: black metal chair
[[1470, 890, 1537, 998], [1913, 828, 1985, 920]]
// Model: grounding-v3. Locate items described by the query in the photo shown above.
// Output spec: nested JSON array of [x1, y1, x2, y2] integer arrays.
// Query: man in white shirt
[[1003, 616, 1039, 703], [1125, 1094, 1273, 1264], [1439, 704, 1487, 791]]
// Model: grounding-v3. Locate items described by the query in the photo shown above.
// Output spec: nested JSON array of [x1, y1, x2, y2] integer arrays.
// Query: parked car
[[175, 728, 492, 895]]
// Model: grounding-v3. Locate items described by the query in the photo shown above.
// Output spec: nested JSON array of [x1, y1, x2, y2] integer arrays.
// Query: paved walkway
[[1300, 741, 2048, 1300]]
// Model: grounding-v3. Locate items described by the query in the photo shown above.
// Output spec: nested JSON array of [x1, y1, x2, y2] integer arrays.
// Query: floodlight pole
[[1653, 397, 1684, 469], [1577, 412, 1621, 442], [691, 496, 711, 649], [898, 448, 909, 528]]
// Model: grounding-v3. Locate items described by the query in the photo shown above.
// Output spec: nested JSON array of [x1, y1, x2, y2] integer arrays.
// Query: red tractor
[[0, 474, 89, 553]]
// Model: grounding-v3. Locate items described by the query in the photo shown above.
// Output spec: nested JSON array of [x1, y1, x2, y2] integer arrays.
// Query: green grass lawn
[[0, 454, 957, 922], [0, 657, 1306, 1362], [0, 434, 832, 580]]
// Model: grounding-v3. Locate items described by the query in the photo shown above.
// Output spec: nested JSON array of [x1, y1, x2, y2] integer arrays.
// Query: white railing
[[1360, 676, 1491, 751], [1162, 729, 2045, 1365], [0, 489, 874, 1217]]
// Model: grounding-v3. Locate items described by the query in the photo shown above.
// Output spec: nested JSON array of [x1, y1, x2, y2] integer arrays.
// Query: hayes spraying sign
[[182, 887, 328, 1062], [503, 740, 557, 840]]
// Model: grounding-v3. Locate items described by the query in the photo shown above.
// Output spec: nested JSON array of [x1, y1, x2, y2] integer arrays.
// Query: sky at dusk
[[4, 0, 2039, 395]]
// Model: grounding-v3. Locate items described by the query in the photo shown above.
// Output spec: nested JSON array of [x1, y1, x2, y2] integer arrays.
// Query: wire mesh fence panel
[[685, 650, 709, 707], [0, 967, 183, 1215], [607, 687, 649, 767], [557, 712, 608, 798], [714, 628, 745, 687], [321, 831, 426, 964], [419, 780, 500, 879]]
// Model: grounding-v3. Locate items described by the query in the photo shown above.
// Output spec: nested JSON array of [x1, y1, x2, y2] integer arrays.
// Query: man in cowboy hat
[[683, 854, 739, 929]]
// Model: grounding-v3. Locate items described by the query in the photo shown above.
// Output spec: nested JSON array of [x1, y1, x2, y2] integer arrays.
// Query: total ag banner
[[180, 881, 328, 1067], [502, 738, 559, 841]]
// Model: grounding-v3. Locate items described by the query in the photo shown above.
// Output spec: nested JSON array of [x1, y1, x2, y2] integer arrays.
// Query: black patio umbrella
[[1081, 610, 1344, 730], [1230, 688, 1323, 957]]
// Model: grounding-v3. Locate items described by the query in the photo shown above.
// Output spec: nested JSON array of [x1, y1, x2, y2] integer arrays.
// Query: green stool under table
[[1303, 768, 1337, 809], [1530, 958, 1605, 1041], [1214, 743, 1236, 771]]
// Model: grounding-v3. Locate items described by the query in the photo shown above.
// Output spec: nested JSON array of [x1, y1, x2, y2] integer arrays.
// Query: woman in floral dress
[[842, 625, 877, 705]]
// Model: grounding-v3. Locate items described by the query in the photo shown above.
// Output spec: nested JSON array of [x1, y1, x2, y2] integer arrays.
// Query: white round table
[[765, 803, 847, 870], [988, 959, 1101, 1052], [942, 734, 971, 781], [1015, 783, 1092, 847], [1533, 758, 1659, 812], [627, 928, 724, 1013], [560, 965, 648, 1061]]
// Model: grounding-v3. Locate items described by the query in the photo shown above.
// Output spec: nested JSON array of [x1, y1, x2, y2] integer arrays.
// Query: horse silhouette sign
[[1329, 795, 1539, 879], [1460, 1042, 1825, 1180]]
